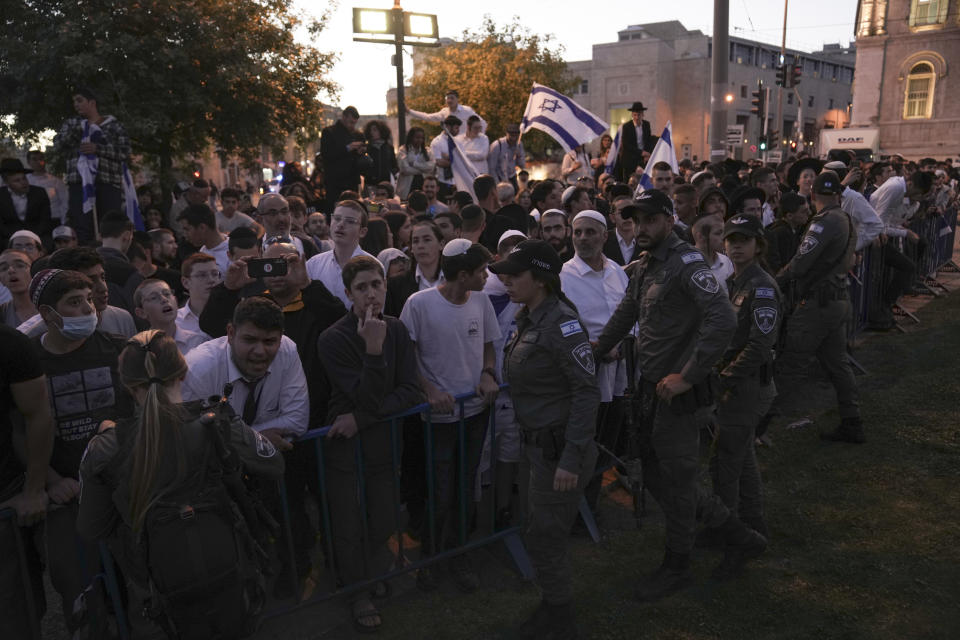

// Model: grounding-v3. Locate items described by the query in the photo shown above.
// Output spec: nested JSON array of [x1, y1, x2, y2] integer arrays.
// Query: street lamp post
[[353, 2, 440, 144]]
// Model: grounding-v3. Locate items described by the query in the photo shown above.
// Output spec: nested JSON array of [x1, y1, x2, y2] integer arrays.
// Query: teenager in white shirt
[[399, 239, 501, 592], [132, 279, 209, 355], [178, 203, 230, 276], [693, 216, 734, 291], [305, 199, 373, 309], [177, 253, 220, 335]]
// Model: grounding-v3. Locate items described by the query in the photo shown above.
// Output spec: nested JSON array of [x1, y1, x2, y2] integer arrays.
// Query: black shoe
[[712, 522, 767, 581], [416, 565, 439, 592], [634, 550, 693, 602], [820, 417, 866, 444], [694, 526, 724, 550], [742, 517, 769, 540], [495, 506, 513, 530], [449, 554, 479, 593]]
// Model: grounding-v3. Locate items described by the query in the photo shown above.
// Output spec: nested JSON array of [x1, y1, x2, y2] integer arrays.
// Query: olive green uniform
[[596, 232, 737, 554], [504, 294, 599, 605], [775, 203, 860, 419], [713, 263, 781, 528]]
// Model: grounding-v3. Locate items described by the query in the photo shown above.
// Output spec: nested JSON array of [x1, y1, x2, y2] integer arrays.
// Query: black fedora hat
[[629, 102, 646, 112], [787, 157, 823, 190], [0, 158, 32, 175]]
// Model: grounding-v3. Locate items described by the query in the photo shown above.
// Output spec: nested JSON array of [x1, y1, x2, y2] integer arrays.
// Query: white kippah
[[572, 210, 607, 227], [376, 248, 407, 270], [442, 238, 473, 257], [541, 208, 566, 219], [498, 229, 526, 247], [561, 186, 577, 205], [824, 160, 847, 170]]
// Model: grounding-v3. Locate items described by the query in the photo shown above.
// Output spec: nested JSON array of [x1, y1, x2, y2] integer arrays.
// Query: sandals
[[352, 597, 382, 634]]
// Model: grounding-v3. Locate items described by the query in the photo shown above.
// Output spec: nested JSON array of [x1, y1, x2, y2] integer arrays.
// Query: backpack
[[116, 400, 270, 639]]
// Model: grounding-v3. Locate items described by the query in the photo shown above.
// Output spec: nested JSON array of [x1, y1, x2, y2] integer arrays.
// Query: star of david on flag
[[519, 83, 609, 153], [635, 121, 680, 197]]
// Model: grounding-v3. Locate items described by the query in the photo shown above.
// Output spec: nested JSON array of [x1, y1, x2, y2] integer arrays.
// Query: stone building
[[566, 21, 855, 162], [851, 0, 960, 159]]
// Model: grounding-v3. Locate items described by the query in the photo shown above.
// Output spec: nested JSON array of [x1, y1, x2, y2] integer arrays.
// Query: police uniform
[[775, 172, 863, 442], [595, 190, 765, 598], [491, 240, 599, 638], [713, 216, 782, 536]]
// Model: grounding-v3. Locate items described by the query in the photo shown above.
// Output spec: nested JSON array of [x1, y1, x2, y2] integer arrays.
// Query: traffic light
[[767, 130, 779, 149], [751, 83, 765, 117], [758, 135, 767, 151], [790, 64, 802, 88], [775, 64, 787, 87]]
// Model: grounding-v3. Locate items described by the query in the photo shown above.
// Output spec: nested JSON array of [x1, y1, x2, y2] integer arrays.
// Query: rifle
[[620, 335, 646, 529]]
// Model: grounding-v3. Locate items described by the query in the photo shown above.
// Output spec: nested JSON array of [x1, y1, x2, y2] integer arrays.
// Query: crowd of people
[[0, 86, 958, 640]]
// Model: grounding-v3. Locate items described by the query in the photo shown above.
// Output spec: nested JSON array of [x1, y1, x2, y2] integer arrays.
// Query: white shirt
[[182, 335, 310, 436], [560, 254, 629, 402], [709, 252, 735, 292], [408, 103, 486, 132], [761, 202, 776, 228], [28, 173, 69, 223], [305, 245, 373, 308], [176, 302, 203, 335], [17, 305, 137, 338], [216, 209, 257, 233], [415, 263, 444, 291], [429, 133, 457, 185], [9, 191, 28, 221], [456, 133, 490, 176], [200, 237, 231, 276], [561, 149, 591, 184], [0, 284, 11, 306], [616, 229, 636, 264], [173, 326, 210, 356], [400, 287, 501, 423], [869, 176, 912, 239], [841, 187, 884, 250]]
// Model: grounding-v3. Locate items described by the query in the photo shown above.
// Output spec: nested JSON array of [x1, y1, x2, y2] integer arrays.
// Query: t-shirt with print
[[0, 325, 44, 492], [400, 287, 501, 423], [32, 331, 135, 479]]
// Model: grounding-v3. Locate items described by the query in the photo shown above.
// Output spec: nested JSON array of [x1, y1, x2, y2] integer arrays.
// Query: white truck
[[818, 128, 880, 162]]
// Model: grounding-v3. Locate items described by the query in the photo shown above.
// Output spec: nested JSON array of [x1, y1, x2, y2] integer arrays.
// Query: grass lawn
[[365, 290, 960, 640]]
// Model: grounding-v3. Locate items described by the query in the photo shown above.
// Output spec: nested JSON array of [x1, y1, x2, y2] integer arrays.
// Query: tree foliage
[[0, 0, 338, 178], [408, 16, 577, 158]]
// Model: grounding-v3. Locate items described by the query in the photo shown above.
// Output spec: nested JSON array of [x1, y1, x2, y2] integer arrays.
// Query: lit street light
[[352, 1, 439, 142]]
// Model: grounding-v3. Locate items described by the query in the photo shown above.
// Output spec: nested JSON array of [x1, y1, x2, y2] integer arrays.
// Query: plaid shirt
[[53, 116, 131, 188]]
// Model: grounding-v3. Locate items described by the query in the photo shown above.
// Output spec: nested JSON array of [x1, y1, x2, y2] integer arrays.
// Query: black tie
[[241, 378, 261, 426]]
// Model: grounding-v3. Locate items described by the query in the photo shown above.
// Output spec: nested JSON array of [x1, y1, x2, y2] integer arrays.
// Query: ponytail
[[119, 330, 188, 533], [531, 270, 579, 314]]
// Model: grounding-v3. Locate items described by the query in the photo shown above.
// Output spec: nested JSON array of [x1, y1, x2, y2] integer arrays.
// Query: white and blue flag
[[604, 127, 621, 175], [519, 83, 609, 153], [635, 121, 679, 196]]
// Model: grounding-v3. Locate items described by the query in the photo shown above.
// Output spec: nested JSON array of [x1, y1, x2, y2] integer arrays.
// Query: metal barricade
[[266, 387, 533, 618]]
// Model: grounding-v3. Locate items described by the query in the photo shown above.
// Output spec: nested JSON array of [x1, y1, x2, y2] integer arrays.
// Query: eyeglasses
[[331, 215, 361, 226], [0, 260, 30, 271], [142, 290, 176, 304], [10, 242, 39, 252], [189, 269, 221, 280]]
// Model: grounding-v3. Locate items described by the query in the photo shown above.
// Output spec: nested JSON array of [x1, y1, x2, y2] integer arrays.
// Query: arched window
[[903, 62, 935, 119], [909, 0, 947, 28]]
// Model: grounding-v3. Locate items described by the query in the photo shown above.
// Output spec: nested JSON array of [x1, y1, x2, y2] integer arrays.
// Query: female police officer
[[490, 240, 599, 640], [77, 330, 284, 638], [713, 215, 781, 540]]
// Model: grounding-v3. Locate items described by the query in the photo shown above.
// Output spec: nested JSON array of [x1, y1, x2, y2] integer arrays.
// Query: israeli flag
[[604, 127, 621, 175], [77, 120, 100, 214], [122, 163, 145, 231], [520, 83, 609, 153], [635, 121, 679, 196]]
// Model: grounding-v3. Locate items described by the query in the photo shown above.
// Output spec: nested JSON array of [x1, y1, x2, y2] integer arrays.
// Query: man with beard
[[539, 209, 573, 262]]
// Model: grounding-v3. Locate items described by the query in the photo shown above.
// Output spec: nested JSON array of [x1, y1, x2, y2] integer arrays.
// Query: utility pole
[[709, 0, 730, 160], [392, 2, 407, 143], [775, 0, 788, 157]]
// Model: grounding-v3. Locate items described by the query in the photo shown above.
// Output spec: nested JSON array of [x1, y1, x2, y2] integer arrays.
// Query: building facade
[[851, 0, 959, 159], [567, 21, 856, 162]]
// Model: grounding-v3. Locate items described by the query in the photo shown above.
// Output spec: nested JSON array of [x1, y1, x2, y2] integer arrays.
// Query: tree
[[407, 16, 577, 158], [0, 0, 338, 190]]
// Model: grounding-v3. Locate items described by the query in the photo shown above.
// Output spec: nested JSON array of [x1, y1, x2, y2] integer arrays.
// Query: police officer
[[713, 215, 782, 538], [595, 189, 766, 600], [491, 240, 599, 640], [775, 171, 863, 443]]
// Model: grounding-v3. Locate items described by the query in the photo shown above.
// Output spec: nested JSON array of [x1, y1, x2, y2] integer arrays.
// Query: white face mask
[[54, 311, 98, 341]]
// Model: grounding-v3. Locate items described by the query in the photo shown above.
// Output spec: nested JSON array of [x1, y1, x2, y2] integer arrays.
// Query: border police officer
[[492, 240, 599, 640], [775, 171, 864, 443], [596, 190, 767, 600]]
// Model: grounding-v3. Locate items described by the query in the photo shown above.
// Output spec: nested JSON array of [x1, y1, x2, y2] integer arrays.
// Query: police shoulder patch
[[755, 287, 775, 299], [559, 319, 583, 338], [798, 235, 820, 255], [691, 268, 720, 294], [681, 252, 704, 264], [754, 307, 778, 335], [809, 222, 824, 233], [254, 431, 277, 458], [571, 342, 596, 375]]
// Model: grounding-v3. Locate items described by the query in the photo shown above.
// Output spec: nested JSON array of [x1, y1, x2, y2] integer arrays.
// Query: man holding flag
[[429, 115, 479, 200], [53, 88, 139, 245], [634, 122, 680, 198]]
